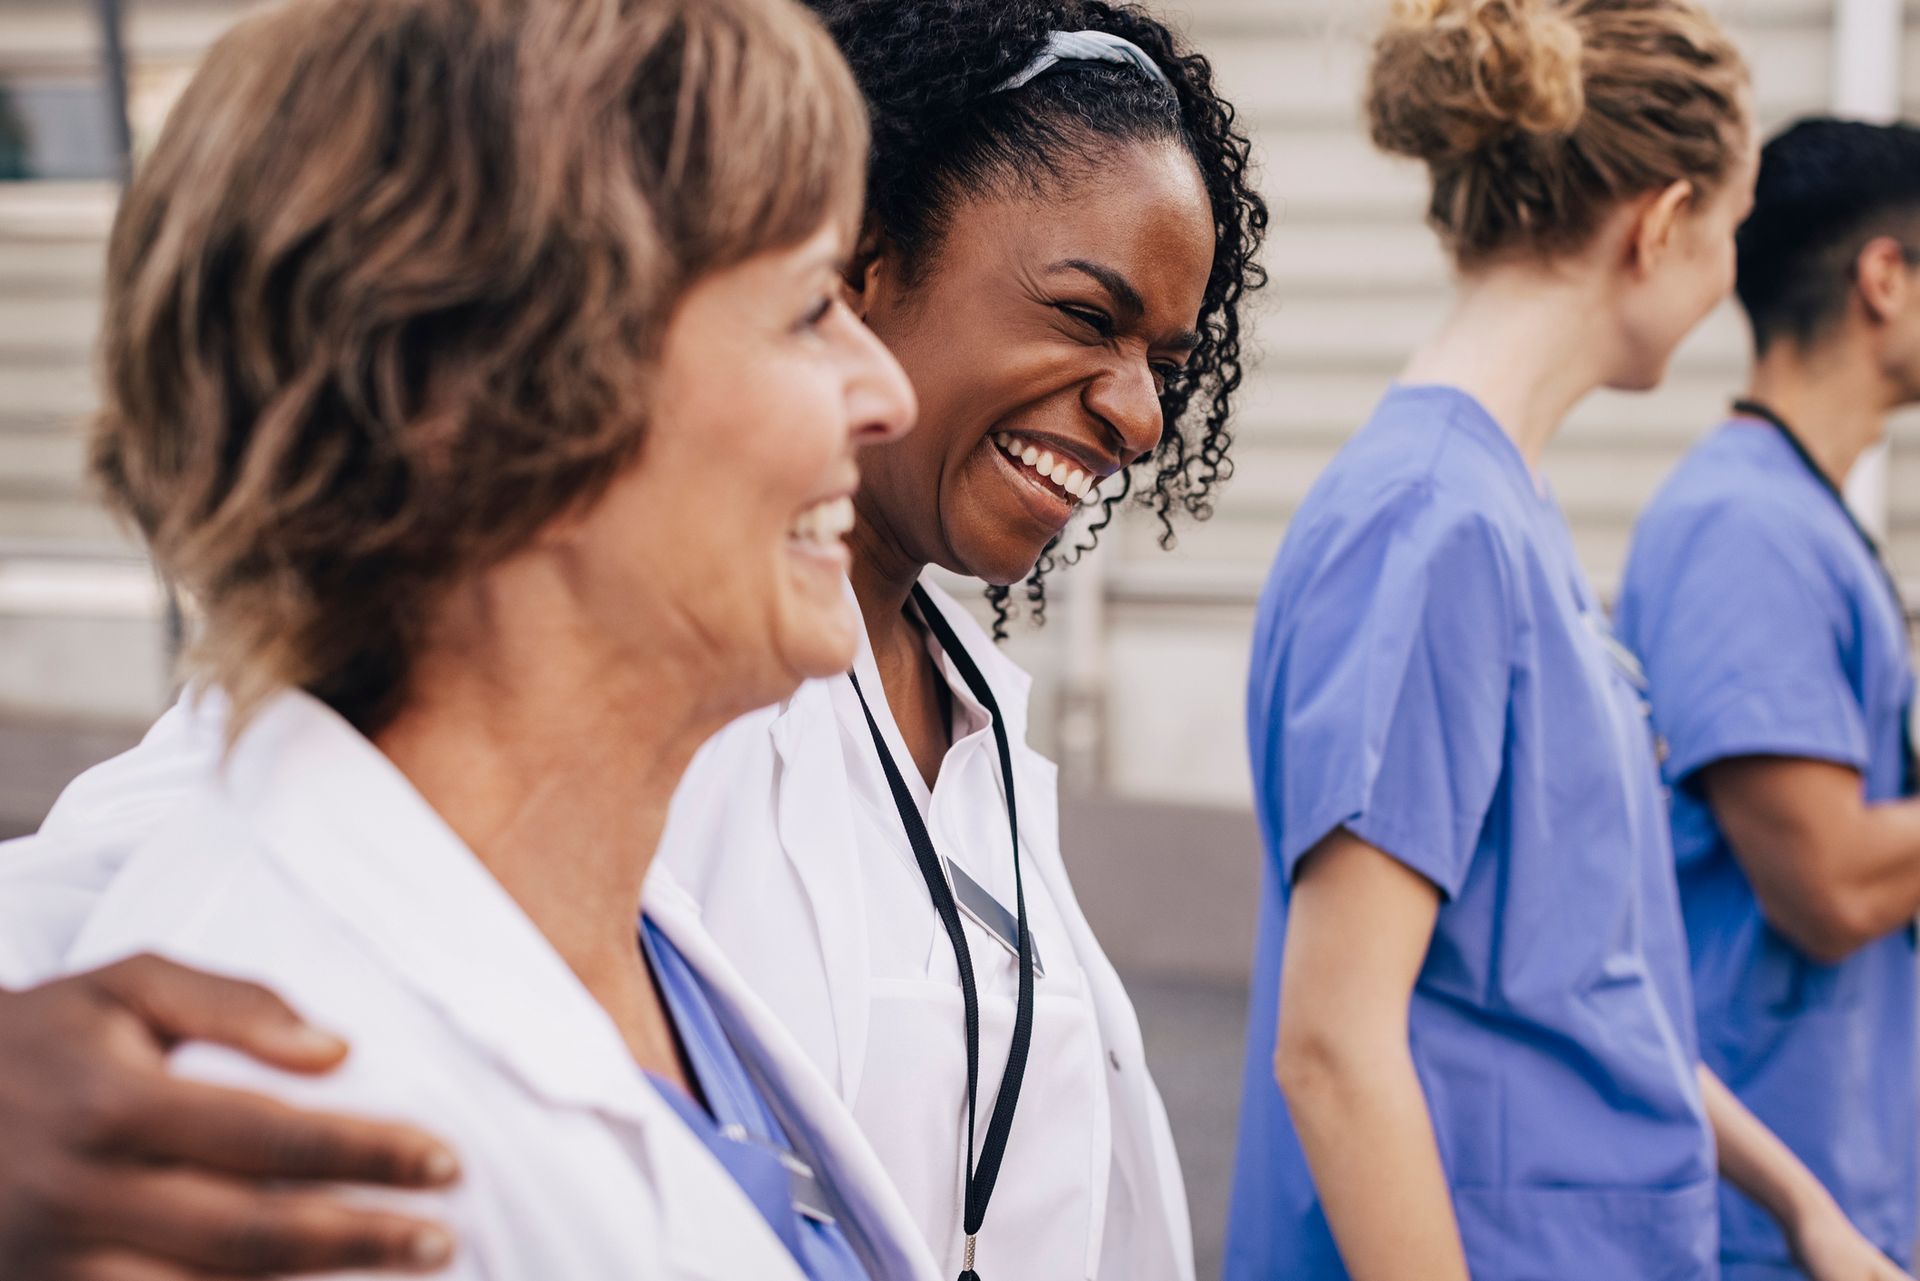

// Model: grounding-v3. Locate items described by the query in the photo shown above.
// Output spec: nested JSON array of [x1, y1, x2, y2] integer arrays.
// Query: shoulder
[[1282, 463, 1520, 602], [67, 787, 419, 1035], [1631, 451, 1826, 587]]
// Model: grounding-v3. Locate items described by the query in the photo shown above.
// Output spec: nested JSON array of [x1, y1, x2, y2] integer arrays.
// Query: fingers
[[87, 956, 349, 1073], [76, 1166, 454, 1276], [133, 1077, 460, 1189], [47, 1250, 243, 1281]]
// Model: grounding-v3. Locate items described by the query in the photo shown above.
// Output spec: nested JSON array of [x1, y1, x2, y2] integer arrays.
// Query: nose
[[845, 314, 916, 446], [1082, 357, 1164, 460]]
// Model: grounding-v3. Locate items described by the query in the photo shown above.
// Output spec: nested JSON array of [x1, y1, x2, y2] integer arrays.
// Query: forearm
[[1709, 761, 1920, 959], [1279, 1035, 1471, 1281], [1700, 1065, 1831, 1238], [1844, 800, 1920, 931]]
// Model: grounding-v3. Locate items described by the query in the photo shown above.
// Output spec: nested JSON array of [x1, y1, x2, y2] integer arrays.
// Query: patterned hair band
[[990, 29, 1173, 95]]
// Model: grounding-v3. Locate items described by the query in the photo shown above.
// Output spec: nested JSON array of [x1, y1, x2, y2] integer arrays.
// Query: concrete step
[[0, 429, 88, 498], [0, 361, 95, 430], [0, 493, 129, 545], [0, 556, 170, 725], [0, 292, 98, 352]]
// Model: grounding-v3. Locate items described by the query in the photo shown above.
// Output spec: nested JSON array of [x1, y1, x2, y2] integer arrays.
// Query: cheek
[[721, 364, 846, 505]]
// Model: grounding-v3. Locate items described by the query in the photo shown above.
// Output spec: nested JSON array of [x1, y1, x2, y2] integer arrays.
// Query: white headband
[[991, 29, 1173, 95]]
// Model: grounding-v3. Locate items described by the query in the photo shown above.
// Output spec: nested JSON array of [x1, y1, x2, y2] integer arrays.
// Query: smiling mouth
[[992, 433, 1101, 505], [789, 495, 855, 551]]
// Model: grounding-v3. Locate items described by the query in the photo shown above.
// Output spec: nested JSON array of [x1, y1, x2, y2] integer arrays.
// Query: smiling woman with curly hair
[[653, 4, 1267, 1279]]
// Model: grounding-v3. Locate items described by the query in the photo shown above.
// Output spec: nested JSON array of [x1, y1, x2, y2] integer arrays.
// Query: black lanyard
[[1732, 398, 1917, 794], [847, 583, 1034, 1281]]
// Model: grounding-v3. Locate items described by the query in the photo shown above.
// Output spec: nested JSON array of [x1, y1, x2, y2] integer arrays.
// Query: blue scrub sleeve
[[1254, 482, 1513, 899], [1632, 499, 1869, 788]]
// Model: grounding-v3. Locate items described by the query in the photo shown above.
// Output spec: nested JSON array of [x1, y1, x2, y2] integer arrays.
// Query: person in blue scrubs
[[1227, 4, 1904, 1280], [1616, 118, 1920, 1280]]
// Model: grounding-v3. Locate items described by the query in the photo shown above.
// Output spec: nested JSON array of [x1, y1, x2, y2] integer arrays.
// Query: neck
[[1744, 340, 1892, 490], [846, 505, 928, 666], [1399, 264, 1619, 470], [374, 568, 732, 1073]]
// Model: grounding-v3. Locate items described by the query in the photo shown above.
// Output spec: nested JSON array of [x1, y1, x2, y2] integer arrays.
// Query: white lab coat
[[659, 578, 1195, 1281], [0, 579, 1194, 1281], [54, 690, 940, 1281]]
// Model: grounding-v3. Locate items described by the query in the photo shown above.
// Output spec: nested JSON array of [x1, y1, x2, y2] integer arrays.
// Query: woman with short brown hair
[[54, 0, 926, 1276]]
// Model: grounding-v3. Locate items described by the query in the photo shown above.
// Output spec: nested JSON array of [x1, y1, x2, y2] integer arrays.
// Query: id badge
[[943, 855, 1043, 978], [719, 1124, 837, 1225]]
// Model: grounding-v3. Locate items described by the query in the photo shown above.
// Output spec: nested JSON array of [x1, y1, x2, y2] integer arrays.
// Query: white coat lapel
[[767, 679, 875, 1102], [1014, 745, 1198, 1281], [644, 874, 941, 1281]]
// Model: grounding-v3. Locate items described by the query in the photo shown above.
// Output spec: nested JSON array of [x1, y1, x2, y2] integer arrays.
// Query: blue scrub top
[[1226, 384, 1718, 1281], [1615, 418, 1918, 1277], [641, 919, 872, 1281]]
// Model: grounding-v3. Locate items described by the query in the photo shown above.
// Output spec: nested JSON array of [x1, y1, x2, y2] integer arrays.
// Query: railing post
[[1057, 536, 1110, 792], [1834, 0, 1904, 539]]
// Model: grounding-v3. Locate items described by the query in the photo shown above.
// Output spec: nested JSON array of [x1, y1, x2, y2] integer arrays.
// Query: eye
[[1057, 303, 1116, 339], [797, 295, 834, 331], [1150, 361, 1182, 394]]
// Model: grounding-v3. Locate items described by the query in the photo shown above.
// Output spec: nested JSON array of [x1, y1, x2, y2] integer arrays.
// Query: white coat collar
[[759, 573, 1029, 1097], [220, 690, 662, 1127], [911, 575, 1034, 743]]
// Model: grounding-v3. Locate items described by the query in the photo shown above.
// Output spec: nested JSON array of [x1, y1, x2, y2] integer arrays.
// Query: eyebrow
[[1047, 258, 1201, 351]]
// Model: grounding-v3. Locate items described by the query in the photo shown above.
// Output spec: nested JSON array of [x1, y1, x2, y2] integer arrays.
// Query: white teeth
[[790, 495, 854, 546], [993, 433, 1104, 505]]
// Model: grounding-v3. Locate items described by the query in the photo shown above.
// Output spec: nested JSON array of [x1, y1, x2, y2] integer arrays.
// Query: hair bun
[[1368, 0, 1585, 164]]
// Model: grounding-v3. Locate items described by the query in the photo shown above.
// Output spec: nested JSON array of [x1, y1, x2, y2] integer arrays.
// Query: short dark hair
[[802, 0, 1268, 633], [1737, 117, 1920, 355]]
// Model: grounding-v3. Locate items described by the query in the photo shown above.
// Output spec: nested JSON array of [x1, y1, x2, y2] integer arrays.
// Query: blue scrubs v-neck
[[640, 918, 872, 1281]]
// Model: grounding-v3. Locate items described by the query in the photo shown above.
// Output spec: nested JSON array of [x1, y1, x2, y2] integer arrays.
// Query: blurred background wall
[[0, 1, 1911, 1274]]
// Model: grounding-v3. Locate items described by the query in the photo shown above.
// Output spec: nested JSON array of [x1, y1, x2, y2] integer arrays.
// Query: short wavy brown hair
[[93, 0, 868, 733]]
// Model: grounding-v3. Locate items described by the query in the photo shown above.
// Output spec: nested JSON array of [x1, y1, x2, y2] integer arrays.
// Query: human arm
[[1274, 829, 1471, 1281], [1700, 756, 1920, 963], [0, 955, 460, 1280], [1700, 1064, 1909, 1279]]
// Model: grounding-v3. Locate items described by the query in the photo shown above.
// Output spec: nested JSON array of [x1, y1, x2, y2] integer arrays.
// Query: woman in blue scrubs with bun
[[1226, 2, 1907, 1279]]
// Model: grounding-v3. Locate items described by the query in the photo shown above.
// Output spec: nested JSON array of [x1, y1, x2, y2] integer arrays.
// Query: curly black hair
[[802, 0, 1269, 635]]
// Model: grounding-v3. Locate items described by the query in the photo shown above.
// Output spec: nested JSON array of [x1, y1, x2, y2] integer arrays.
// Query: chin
[[950, 533, 1050, 591], [780, 598, 862, 682], [1606, 357, 1670, 394]]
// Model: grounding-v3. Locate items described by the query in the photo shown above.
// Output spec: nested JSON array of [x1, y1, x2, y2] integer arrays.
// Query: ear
[[1628, 179, 1696, 277], [1853, 235, 1911, 327], [843, 222, 891, 320]]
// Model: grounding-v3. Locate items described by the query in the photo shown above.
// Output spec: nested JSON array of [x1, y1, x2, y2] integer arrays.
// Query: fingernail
[[422, 1147, 460, 1184], [289, 1024, 349, 1056], [410, 1227, 453, 1267]]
